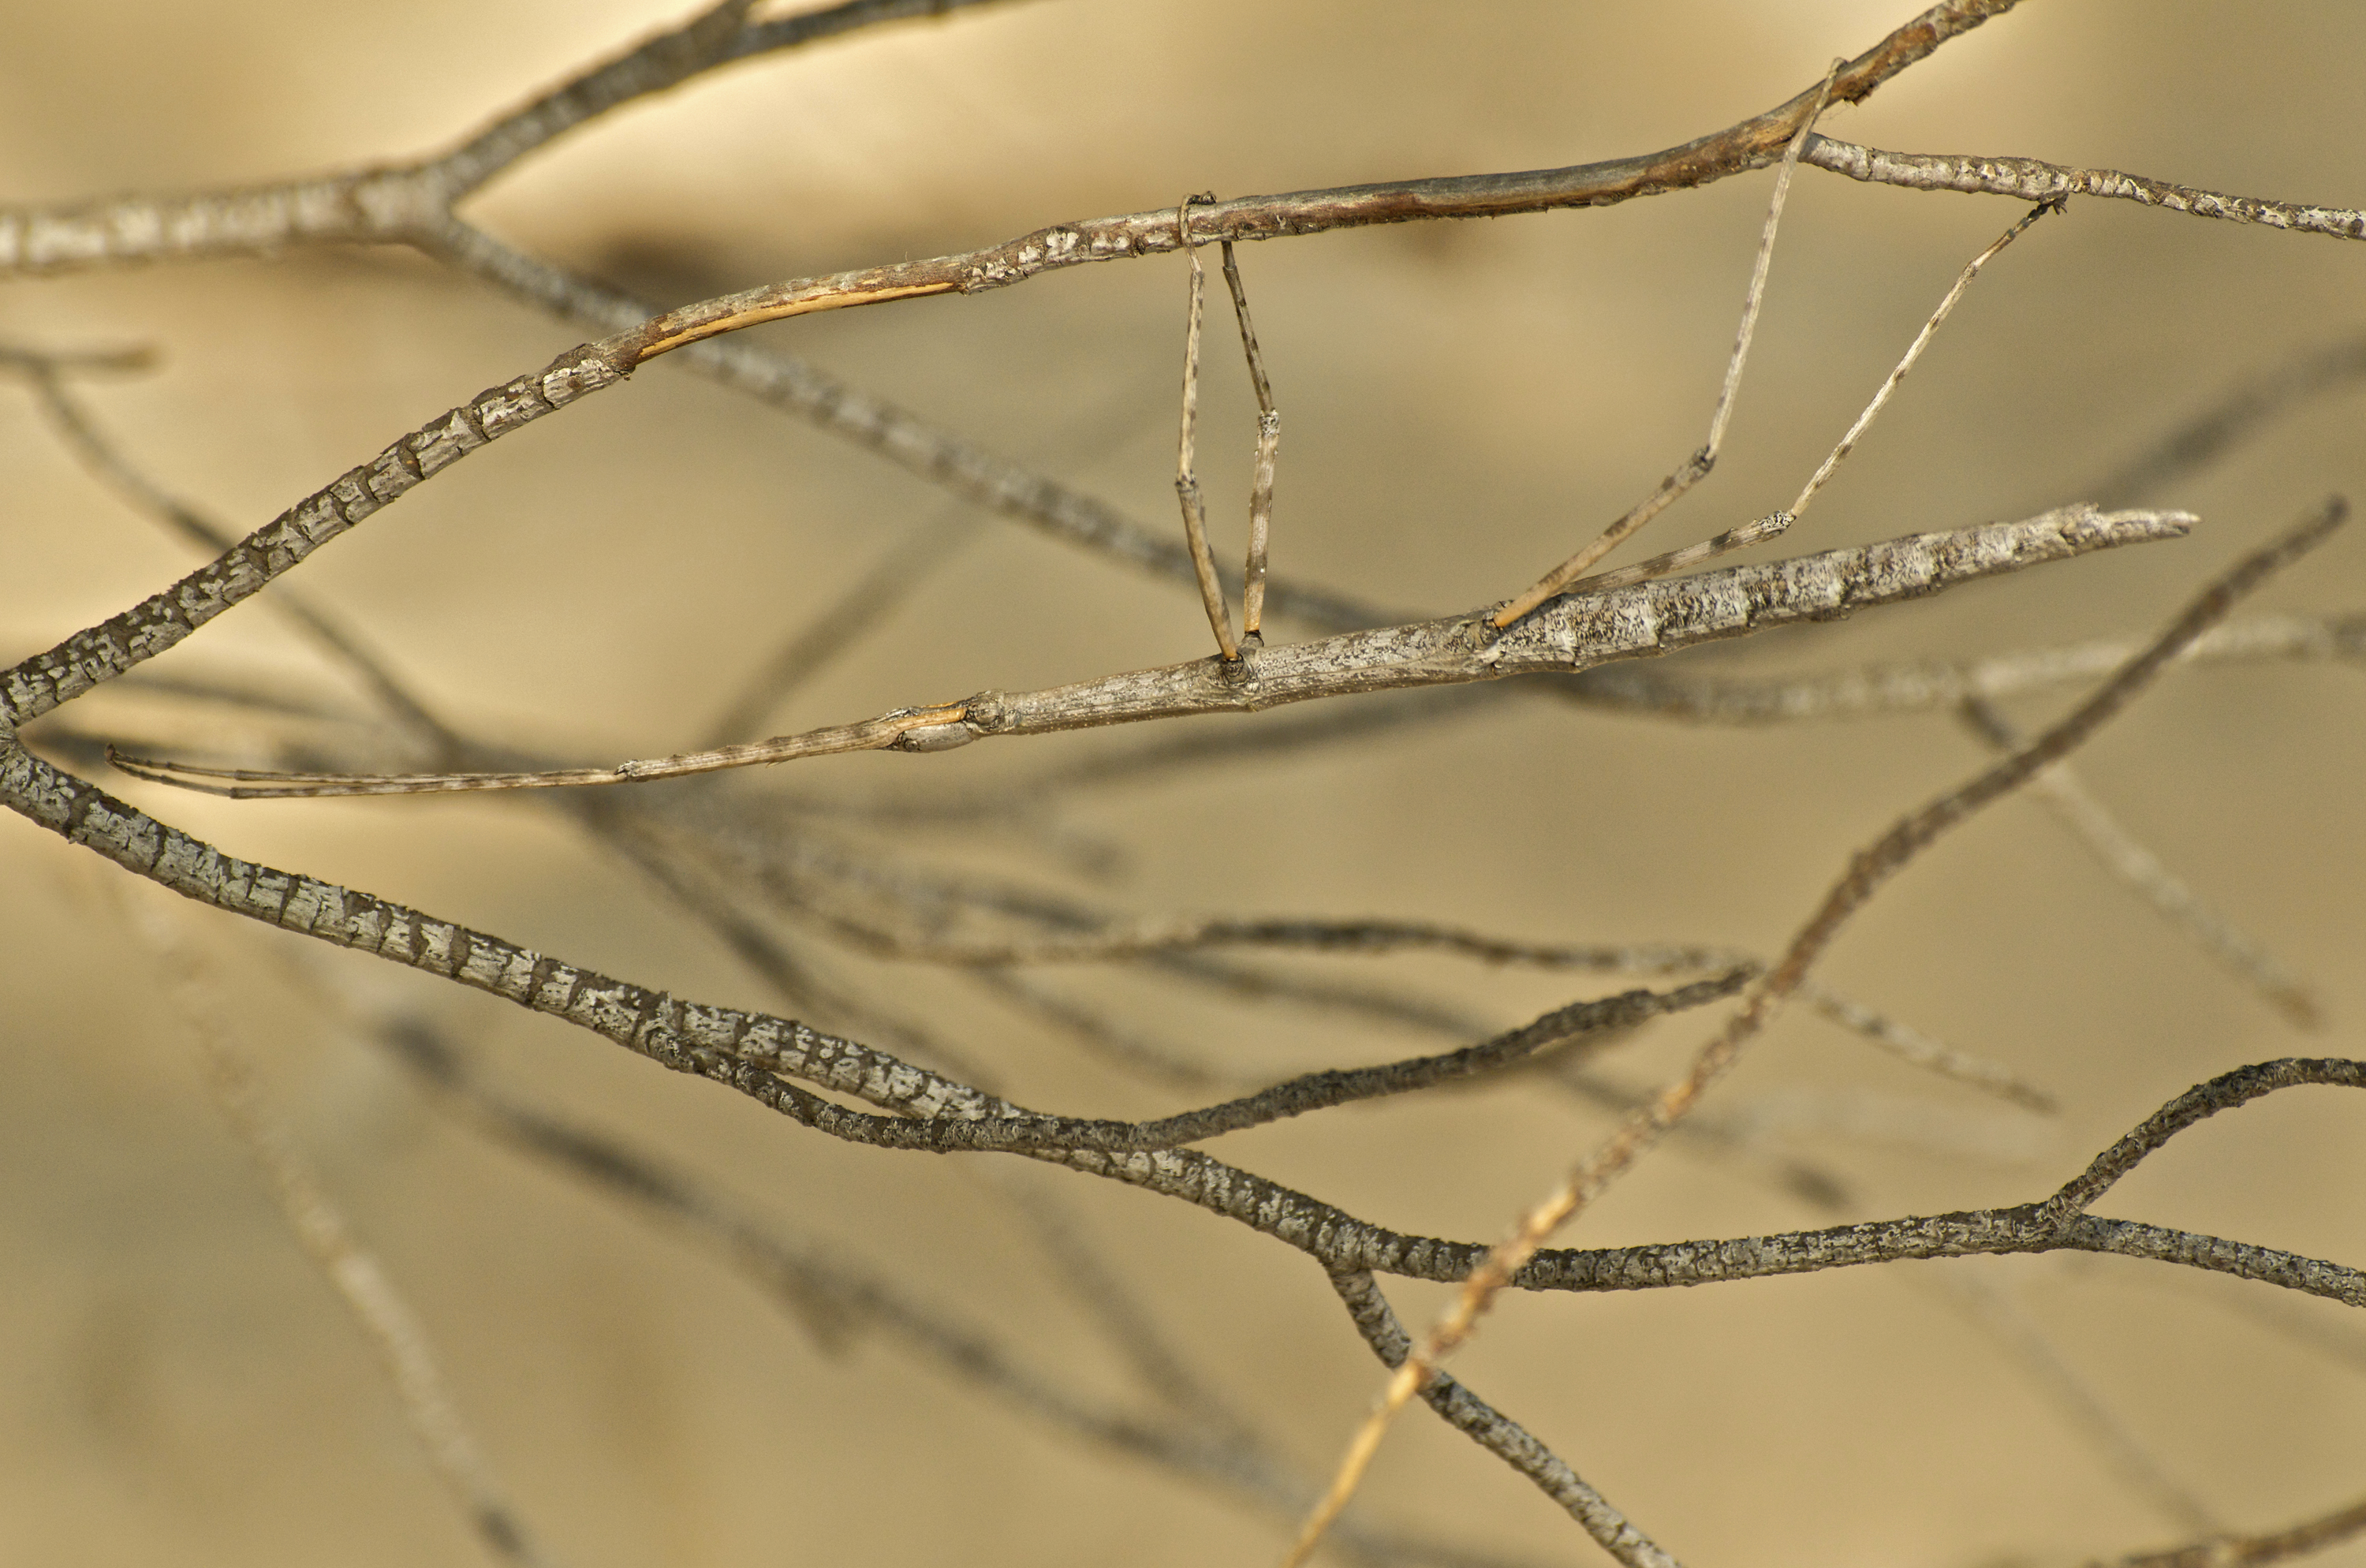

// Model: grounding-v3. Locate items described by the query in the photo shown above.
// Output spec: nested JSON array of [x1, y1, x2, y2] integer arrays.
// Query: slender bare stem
[[1957, 693, 2320, 1027], [135, 913, 552, 1567], [1325, 1268, 1679, 1568], [1283, 498, 2347, 1566], [99, 509, 2190, 796]]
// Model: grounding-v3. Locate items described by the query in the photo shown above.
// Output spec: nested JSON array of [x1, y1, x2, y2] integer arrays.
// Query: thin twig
[[1325, 1268, 1679, 1568], [1957, 693, 2320, 1028], [95, 508, 2191, 794], [1220, 238, 1282, 642], [133, 912, 552, 1566], [1282, 499, 2346, 1564]]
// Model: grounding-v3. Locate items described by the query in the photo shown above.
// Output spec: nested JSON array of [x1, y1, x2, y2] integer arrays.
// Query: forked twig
[[1280, 499, 2349, 1566], [1326, 1268, 1678, 1568]]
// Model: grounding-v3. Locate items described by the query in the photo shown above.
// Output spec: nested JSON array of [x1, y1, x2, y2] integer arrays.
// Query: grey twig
[[97, 508, 2193, 795], [1326, 1267, 1680, 1568], [1565, 610, 2366, 724], [1957, 693, 2320, 1028], [136, 915, 553, 1568], [1278, 500, 2345, 1555]]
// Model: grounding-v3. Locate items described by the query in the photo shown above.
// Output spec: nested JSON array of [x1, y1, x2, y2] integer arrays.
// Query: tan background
[[3, 2, 2364, 1563]]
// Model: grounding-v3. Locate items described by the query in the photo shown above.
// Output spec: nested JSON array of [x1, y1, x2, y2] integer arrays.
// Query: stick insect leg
[[1785, 198, 2062, 521], [1173, 193, 1240, 662], [1219, 240, 1279, 646], [1558, 201, 2058, 604], [1490, 61, 1842, 632]]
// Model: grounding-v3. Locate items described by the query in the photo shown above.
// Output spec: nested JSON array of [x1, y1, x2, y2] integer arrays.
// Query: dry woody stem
[[6, 0, 2366, 1562], [1280, 500, 2349, 1564]]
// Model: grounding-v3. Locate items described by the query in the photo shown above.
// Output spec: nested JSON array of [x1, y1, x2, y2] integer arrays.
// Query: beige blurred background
[[3, 2, 2364, 1563]]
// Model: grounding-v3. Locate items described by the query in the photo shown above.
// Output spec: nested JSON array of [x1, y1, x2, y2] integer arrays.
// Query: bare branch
[[1805, 136, 2366, 243], [102, 508, 2192, 796], [1566, 610, 2366, 724], [140, 918, 553, 1566], [1957, 694, 2320, 1028], [2110, 1491, 2366, 1568], [1326, 1268, 1679, 1568], [1284, 500, 2344, 1558]]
